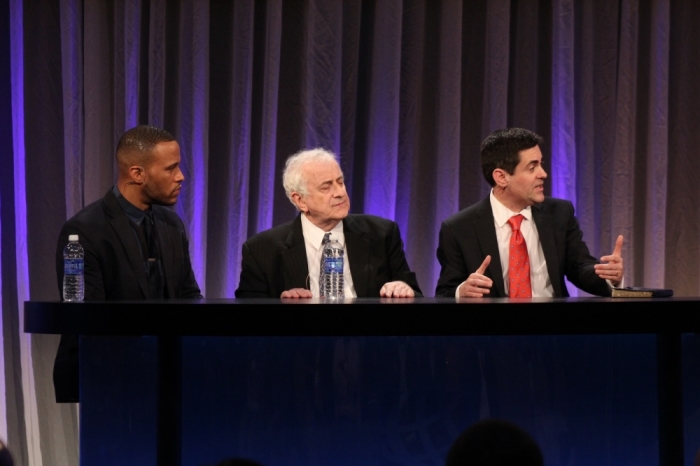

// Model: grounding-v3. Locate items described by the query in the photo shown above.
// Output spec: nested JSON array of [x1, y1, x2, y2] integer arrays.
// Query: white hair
[[282, 148, 341, 209]]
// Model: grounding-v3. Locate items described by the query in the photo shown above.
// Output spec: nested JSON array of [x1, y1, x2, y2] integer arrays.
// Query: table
[[25, 297, 699, 466]]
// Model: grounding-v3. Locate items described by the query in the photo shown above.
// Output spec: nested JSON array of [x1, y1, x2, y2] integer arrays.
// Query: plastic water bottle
[[63, 234, 84, 302], [320, 239, 344, 299]]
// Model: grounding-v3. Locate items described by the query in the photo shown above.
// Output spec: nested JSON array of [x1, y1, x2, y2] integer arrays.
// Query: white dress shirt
[[301, 213, 357, 298], [489, 191, 554, 297], [456, 191, 553, 297]]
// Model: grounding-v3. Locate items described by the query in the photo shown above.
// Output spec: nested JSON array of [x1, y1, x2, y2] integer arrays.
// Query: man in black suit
[[235, 148, 421, 298], [435, 128, 623, 298], [54, 125, 202, 402]]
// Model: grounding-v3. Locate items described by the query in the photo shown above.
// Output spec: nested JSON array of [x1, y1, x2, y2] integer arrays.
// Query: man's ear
[[128, 165, 145, 185], [291, 192, 307, 213], [492, 168, 508, 188]]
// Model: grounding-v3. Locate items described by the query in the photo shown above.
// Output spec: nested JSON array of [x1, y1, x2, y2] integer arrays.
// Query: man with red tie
[[435, 128, 624, 298]]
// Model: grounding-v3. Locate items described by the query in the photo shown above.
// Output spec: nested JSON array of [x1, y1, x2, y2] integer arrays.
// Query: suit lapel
[[343, 216, 370, 297], [532, 203, 563, 297], [103, 190, 150, 298], [281, 215, 311, 291], [473, 198, 506, 297]]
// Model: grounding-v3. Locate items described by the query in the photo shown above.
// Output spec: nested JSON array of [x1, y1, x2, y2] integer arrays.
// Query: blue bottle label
[[323, 257, 343, 274], [64, 258, 84, 275]]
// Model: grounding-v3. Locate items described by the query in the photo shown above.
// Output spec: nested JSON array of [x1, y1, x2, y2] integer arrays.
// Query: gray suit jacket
[[236, 214, 422, 298], [435, 197, 610, 297]]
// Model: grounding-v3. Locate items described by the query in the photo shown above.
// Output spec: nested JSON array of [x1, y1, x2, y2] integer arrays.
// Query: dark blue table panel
[[176, 335, 658, 465], [684, 334, 700, 465], [80, 337, 159, 465]]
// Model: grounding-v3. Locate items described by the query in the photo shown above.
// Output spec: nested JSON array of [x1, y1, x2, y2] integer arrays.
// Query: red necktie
[[507, 214, 531, 298]]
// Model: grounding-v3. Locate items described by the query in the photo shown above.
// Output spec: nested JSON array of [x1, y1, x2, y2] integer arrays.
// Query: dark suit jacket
[[54, 188, 202, 402], [435, 197, 610, 298], [235, 214, 422, 298]]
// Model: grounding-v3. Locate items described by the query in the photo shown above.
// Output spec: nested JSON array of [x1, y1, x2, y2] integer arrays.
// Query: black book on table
[[611, 287, 674, 298]]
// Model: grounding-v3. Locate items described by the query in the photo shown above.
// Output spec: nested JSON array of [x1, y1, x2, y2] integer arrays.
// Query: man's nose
[[332, 183, 345, 196]]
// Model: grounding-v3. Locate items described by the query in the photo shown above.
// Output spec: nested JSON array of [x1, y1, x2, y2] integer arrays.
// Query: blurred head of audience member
[[214, 458, 262, 466], [0, 440, 14, 466], [446, 419, 543, 466]]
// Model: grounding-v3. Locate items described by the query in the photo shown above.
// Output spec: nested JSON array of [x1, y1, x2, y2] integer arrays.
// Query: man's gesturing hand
[[595, 235, 624, 286], [458, 255, 493, 298]]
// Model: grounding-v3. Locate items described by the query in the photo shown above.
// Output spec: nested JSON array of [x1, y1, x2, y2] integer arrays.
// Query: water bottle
[[320, 239, 344, 299], [63, 234, 84, 302]]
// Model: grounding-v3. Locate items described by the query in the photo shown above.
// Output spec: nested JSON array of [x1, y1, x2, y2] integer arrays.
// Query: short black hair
[[445, 419, 543, 466], [481, 128, 543, 187], [116, 125, 176, 166]]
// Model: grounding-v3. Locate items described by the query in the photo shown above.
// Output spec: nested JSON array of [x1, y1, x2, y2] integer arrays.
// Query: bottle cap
[[68, 235, 79, 241]]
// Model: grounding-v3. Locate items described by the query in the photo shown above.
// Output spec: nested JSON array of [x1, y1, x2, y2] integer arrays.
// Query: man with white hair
[[235, 148, 421, 298]]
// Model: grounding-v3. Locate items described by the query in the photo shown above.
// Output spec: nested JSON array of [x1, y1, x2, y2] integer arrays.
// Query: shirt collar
[[113, 185, 148, 226], [489, 189, 533, 228], [300, 213, 345, 251]]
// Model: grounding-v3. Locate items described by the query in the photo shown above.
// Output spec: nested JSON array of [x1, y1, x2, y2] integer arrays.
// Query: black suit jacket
[[54, 188, 201, 402], [435, 197, 610, 298], [235, 214, 422, 298]]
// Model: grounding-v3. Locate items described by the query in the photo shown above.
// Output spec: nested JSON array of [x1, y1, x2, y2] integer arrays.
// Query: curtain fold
[[610, 0, 639, 288], [363, 0, 402, 220], [644, 0, 669, 288], [175, 0, 210, 290]]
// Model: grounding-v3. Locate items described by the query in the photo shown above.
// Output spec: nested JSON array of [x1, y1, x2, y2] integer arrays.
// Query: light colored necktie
[[507, 214, 531, 298]]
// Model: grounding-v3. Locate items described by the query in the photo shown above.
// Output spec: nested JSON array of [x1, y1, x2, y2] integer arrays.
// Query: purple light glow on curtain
[[255, 2, 282, 235], [60, 0, 84, 216], [218, 0, 255, 298], [175, 0, 210, 291], [122, 0, 141, 129], [432, 1, 464, 283], [10, 0, 28, 331], [570, 1, 602, 264], [0, 186, 4, 439], [551, 0, 576, 204], [10, 0, 41, 460], [390, 0, 419, 271], [551, 0, 578, 296], [0, 193, 4, 439], [363, 0, 402, 219]]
